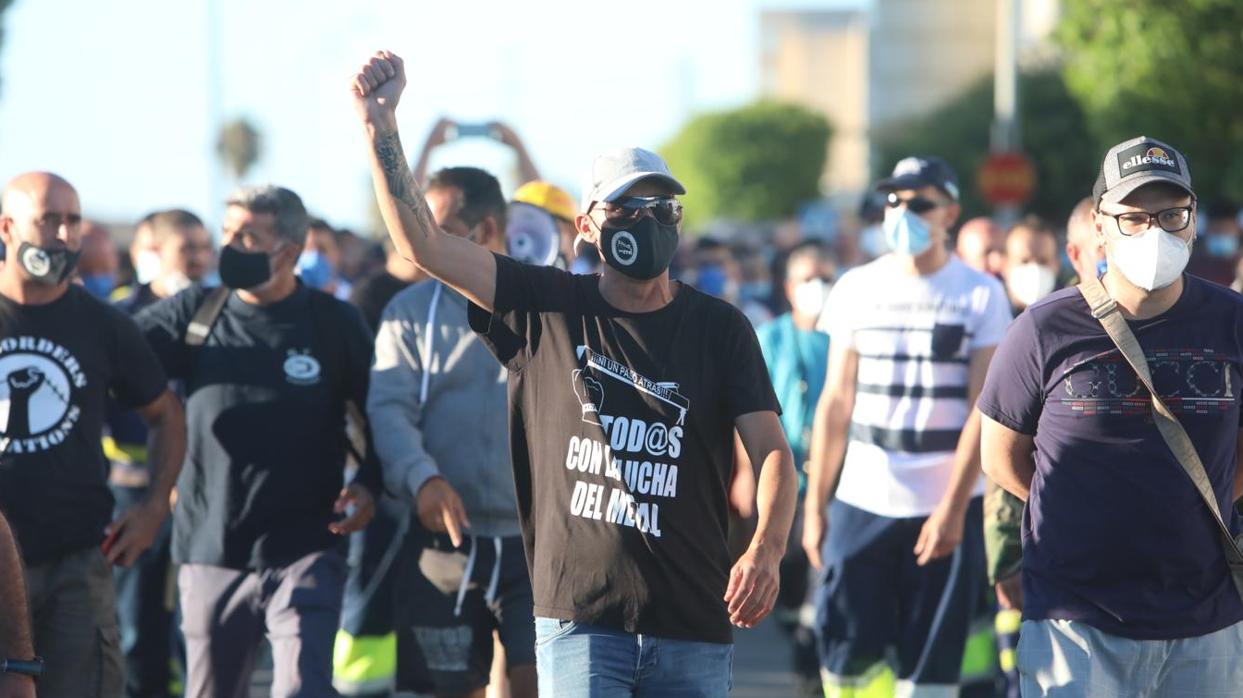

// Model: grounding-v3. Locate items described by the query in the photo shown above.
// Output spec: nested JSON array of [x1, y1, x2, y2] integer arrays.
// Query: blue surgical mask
[[80, 273, 115, 299], [1206, 234, 1239, 259], [696, 264, 729, 298], [295, 250, 333, 290], [883, 209, 933, 257]]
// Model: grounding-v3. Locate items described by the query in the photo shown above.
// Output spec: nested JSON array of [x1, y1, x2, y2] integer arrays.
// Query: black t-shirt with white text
[[0, 285, 168, 564], [137, 284, 381, 570], [468, 254, 780, 644]]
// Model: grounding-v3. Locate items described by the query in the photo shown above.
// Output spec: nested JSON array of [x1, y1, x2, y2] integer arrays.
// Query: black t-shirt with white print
[[0, 285, 168, 564], [468, 254, 780, 644]]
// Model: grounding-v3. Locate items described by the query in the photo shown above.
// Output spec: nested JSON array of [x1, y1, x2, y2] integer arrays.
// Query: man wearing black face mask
[[135, 185, 380, 698], [0, 172, 187, 698], [352, 51, 797, 696]]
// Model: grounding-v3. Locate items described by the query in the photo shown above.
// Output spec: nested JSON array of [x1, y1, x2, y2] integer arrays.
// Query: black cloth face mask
[[596, 216, 679, 280], [219, 244, 277, 289], [16, 242, 80, 286]]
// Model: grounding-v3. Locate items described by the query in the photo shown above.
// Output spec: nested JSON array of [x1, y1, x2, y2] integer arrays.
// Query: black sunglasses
[[886, 192, 942, 214], [595, 196, 684, 226]]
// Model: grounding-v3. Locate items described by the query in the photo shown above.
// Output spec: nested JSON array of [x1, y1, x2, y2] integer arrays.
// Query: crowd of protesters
[[1, 49, 1243, 698]]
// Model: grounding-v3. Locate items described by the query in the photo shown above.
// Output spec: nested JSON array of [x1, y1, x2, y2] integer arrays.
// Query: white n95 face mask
[[1007, 263, 1057, 307], [792, 278, 829, 318], [135, 249, 163, 285], [1110, 228, 1193, 291]]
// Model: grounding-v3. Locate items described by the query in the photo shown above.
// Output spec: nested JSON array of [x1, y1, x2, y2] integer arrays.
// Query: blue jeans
[[534, 617, 733, 697]]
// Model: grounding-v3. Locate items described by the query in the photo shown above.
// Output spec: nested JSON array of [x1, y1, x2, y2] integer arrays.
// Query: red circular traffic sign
[[978, 152, 1036, 206]]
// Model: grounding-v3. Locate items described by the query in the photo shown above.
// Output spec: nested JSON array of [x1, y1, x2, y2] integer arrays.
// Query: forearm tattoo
[[374, 129, 437, 239]]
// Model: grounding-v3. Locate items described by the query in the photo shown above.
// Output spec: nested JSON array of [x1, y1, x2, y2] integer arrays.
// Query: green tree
[[873, 67, 1098, 224], [661, 102, 832, 230], [216, 116, 263, 182], [1057, 0, 1243, 199]]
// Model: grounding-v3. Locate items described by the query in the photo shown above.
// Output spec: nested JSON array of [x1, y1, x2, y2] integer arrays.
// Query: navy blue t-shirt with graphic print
[[468, 254, 780, 644], [137, 283, 381, 571], [978, 274, 1243, 640], [0, 285, 168, 565]]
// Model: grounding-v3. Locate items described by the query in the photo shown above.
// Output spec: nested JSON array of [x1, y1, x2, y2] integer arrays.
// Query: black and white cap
[[1093, 136, 1194, 206]]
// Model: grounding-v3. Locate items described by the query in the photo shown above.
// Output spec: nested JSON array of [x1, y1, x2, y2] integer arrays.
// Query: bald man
[[955, 216, 1005, 277], [0, 173, 186, 697], [1065, 197, 1104, 283]]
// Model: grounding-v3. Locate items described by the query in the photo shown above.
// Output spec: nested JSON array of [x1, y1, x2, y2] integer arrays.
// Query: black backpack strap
[[185, 286, 231, 348]]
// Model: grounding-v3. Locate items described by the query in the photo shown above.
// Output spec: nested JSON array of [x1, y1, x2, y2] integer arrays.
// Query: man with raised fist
[[351, 50, 797, 696]]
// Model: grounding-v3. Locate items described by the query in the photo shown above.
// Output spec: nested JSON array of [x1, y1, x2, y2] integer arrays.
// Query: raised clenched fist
[[349, 50, 407, 124], [572, 369, 604, 425]]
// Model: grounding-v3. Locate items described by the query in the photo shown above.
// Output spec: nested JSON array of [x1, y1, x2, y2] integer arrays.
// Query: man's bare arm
[[912, 345, 996, 565], [0, 511, 33, 658], [943, 346, 996, 508], [981, 414, 1036, 501], [411, 117, 453, 186], [725, 410, 797, 628], [106, 390, 186, 567], [351, 51, 497, 312], [136, 390, 186, 508], [802, 343, 858, 568]]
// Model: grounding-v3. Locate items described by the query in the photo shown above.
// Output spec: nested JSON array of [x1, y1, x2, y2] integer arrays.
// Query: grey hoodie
[[368, 280, 518, 538]]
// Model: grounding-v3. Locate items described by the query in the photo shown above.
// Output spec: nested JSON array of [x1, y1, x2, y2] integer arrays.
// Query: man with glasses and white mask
[[803, 156, 1011, 697], [351, 50, 797, 696], [980, 137, 1243, 695]]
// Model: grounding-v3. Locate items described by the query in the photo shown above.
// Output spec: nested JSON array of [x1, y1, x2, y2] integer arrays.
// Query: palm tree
[[216, 117, 263, 182]]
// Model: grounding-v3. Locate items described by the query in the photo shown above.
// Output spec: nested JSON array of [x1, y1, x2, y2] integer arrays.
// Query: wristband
[[1, 656, 43, 678]]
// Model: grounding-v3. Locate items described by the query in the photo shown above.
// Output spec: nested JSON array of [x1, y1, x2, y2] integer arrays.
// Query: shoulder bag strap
[[1078, 276, 1243, 602]]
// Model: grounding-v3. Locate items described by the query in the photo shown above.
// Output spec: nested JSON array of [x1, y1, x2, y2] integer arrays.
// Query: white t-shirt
[[820, 253, 1012, 517]]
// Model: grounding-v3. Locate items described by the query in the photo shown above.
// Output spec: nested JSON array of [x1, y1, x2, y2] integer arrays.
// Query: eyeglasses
[[886, 192, 942, 214], [594, 196, 684, 226], [1099, 206, 1194, 236]]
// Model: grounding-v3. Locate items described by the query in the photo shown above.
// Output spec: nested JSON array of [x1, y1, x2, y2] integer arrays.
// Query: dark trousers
[[180, 550, 346, 698], [814, 497, 986, 688], [26, 546, 125, 698]]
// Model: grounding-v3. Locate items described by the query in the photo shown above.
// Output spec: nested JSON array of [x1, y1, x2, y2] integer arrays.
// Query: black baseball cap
[[1092, 135, 1194, 207], [876, 156, 960, 201]]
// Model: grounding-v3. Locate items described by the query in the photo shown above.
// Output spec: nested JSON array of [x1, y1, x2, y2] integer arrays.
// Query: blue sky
[[0, 0, 856, 233]]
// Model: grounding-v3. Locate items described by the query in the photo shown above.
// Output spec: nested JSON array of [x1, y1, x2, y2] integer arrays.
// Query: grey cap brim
[[597, 172, 687, 205], [1100, 172, 1195, 205]]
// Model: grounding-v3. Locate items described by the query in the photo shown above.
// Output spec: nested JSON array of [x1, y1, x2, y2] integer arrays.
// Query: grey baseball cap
[[579, 147, 686, 212], [1093, 136, 1194, 206]]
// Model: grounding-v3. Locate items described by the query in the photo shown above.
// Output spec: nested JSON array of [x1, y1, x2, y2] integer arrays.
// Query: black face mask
[[218, 244, 275, 290], [16, 242, 80, 286], [596, 216, 679, 280]]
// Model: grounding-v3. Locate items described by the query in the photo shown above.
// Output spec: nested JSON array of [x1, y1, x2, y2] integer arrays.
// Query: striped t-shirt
[[821, 254, 1011, 517]]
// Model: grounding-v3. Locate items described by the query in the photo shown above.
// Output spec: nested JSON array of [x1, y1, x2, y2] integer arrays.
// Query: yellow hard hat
[[513, 181, 577, 223]]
